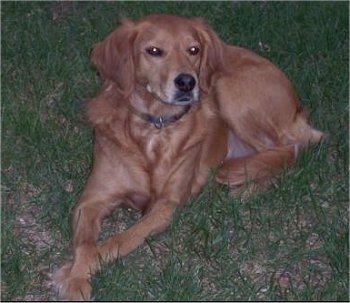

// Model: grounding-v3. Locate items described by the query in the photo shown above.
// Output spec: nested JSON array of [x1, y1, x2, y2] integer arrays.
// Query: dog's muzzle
[[173, 73, 197, 104]]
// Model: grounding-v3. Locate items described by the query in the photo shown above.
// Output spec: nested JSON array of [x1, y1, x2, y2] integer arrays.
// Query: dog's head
[[90, 14, 224, 105]]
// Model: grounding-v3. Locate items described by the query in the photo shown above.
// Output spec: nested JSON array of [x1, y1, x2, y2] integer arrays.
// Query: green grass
[[1, 1, 348, 301]]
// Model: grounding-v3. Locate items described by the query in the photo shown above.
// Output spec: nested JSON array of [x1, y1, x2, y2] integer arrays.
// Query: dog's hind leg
[[215, 145, 296, 196]]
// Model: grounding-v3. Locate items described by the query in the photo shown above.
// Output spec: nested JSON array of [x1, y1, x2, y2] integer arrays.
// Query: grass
[[1, 1, 348, 301]]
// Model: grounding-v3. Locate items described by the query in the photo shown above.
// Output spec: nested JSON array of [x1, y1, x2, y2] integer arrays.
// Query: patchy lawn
[[2, 2, 348, 301]]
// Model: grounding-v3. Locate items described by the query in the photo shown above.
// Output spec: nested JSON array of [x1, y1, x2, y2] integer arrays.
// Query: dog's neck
[[128, 84, 192, 128]]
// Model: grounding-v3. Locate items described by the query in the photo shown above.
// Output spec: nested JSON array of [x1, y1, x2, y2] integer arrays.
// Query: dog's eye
[[188, 46, 200, 56], [146, 47, 164, 57]]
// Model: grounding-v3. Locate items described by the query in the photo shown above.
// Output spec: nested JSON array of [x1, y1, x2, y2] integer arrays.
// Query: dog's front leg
[[53, 189, 124, 301], [97, 154, 197, 262], [54, 196, 179, 301], [98, 198, 177, 261]]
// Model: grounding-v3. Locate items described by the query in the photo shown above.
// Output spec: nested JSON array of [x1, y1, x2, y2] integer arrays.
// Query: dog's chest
[[142, 129, 177, 164], [145, 135, 160, 158]]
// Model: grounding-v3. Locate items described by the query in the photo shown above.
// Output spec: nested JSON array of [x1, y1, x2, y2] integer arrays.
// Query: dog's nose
[[174, 73, 196, 92]]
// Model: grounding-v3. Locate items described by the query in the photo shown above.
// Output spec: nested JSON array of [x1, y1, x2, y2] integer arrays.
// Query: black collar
[[131, 104, 192, 129]]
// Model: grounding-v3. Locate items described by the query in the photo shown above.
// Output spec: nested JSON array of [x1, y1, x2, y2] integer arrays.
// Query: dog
[[53, 14, 323, 300]]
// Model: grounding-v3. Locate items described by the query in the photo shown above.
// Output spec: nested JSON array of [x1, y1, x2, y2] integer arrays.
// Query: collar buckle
[[153, 117, 164, 129]]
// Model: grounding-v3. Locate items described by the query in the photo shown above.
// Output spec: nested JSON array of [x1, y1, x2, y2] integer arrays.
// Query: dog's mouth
[[146, 80, 198, 106], [173, 91, 196, 105], [148, 88, 197, 106]]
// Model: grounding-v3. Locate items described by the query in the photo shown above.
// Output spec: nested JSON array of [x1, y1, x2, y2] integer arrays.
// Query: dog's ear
[[90, 19, 136, 97], [193, 18, 225, 93]]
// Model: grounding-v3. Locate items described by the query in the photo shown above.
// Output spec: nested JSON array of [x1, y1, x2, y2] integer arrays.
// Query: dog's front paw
[[53, 262, 92, 301]]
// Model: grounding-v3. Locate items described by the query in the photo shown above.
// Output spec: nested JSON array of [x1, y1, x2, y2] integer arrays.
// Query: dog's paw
[[53, 262, 92, 301], [60, 276, 92, 301], [52, 262, 72, 287]]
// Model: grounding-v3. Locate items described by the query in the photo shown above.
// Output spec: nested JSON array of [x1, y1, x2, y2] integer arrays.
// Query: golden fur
[[53, 14, 323, 300]]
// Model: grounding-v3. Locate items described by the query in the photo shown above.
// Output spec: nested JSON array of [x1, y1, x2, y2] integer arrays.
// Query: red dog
[[54, 14, 323, 300]]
